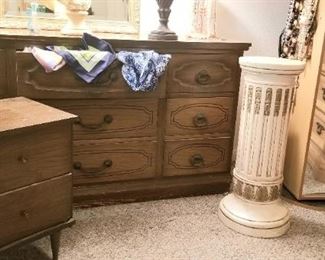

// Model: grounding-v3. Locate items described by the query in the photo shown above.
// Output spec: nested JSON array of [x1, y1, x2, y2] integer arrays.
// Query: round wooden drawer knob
[[18, 155, 28, 164]]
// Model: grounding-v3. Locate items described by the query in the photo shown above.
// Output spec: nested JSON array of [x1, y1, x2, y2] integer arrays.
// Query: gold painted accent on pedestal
[[255, 186, 268, 201], [243, 184, 254, 200], [264, 88, 272, 116], [270, 185, 280, 201], [274, 89, 282, 116], [232, 176, 281, 202], [247, 86, 253, 113], [283, 89, 290, 116], [233, 178, 243, 196], [254, 87, 262, 114]]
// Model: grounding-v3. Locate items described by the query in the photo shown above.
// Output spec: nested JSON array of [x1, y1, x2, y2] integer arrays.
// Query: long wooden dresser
[[0, 32, 250, 206]]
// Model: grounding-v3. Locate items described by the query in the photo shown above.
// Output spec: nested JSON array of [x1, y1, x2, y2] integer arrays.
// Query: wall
[[140, 0, 290, 56]]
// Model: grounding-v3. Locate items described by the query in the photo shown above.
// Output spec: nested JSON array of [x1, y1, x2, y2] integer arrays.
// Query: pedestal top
[[240, 56, 305, 72]]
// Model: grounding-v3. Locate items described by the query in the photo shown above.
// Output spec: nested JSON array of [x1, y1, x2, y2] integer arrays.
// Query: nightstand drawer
[[0, 123, 72, 193], [0, 174, 72, 247], [44, 99, 158, 140], [166, 97, 234, 136], [311, 108, 325, 153], [167, 54, 238, 93], [164, 137, 231, 176], [73, 139, 157, 185], [16, 53, 160, 99]]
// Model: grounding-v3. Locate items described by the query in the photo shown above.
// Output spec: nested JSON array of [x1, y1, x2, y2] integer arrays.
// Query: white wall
[[140, 0, 290, 56]]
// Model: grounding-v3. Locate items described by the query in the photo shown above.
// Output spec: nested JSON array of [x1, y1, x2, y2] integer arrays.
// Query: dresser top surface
[[0, 30, 251, 52], [0, 97, 76, 134]]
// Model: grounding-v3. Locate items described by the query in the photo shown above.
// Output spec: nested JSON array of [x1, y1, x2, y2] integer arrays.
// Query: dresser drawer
[[166, 97, 234, 136], [311, 108, 325, 153], [0, 123, 72, 193], [0, 174, 72, 247], [73, 139, 157, 185], [316, 74, 325, 112], [167, 54, 238, 93], [44, 99, 158, 140], [164, 137, 231, 176], [16, 53, 161, 99]]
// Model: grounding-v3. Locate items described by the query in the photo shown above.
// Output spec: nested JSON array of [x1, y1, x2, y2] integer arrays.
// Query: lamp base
[[148, 30, 178, 41], [218, 194, 290, 238]]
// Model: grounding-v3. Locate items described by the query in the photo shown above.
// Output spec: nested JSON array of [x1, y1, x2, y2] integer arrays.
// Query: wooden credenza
[[0, 32, 250, 206]]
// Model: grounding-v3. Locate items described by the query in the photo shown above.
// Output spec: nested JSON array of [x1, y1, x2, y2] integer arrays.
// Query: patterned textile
[[117, 51, 171, 92], [48, 33, 116, 83], [279, 0, 319, 60], [30, 46, 66, 73]]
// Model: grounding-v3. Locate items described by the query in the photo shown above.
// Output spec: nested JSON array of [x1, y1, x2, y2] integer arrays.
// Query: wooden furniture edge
[[0, 218, 75, 252], [73, 173, 231, 207]]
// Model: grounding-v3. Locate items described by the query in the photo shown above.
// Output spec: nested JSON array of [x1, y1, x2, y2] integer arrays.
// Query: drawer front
[[0, 123, 72, 193], [73, 140, 157, 185], [167, 54, 238, 93], [316, 74, 325, 112], [311, 108, 325, 153], [166, 97, 234, 136], [164, 138, 231, 176], [308, 139, 325, 183], [16, 53, 161, 99], [44, 99, 158, 140], [0, 174, 72, 247]]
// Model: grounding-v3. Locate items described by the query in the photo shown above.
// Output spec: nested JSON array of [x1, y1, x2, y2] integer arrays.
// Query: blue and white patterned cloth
[[117, 50, 171, 92]]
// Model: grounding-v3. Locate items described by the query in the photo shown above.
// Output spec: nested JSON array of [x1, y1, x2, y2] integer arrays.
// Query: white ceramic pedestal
[[219, 57, 305, 238]]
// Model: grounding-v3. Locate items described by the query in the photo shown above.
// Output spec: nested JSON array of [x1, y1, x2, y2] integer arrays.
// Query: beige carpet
[[1, 194, 325, 260]]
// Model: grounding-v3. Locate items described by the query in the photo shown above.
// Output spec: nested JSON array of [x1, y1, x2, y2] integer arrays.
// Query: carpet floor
[[1, 194, 325, 260]]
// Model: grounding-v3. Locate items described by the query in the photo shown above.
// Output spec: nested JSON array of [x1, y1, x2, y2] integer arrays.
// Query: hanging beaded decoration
[[279, 0, 319, 60]]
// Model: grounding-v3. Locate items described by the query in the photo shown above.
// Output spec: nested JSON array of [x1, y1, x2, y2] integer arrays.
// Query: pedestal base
[[218, 194, 290, 238]]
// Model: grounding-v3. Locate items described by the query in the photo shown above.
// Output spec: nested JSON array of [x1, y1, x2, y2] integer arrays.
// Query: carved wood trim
[[21, 62, 123, 94], [62, 104, 155, 134], [170, 103, 229, 130], [168, 143, 225, 169], [173, 60, 232, 88], [74, 149, 153, 178]]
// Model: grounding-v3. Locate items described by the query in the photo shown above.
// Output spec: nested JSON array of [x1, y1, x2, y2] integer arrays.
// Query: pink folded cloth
[[31, 47, 66, 73]]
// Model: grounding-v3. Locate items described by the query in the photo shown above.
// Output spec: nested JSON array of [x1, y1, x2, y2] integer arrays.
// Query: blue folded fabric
[[48, 33, 116, 83], [117, 50, 171, 92]]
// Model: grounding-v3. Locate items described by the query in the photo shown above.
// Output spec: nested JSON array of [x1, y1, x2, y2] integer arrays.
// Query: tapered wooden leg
[[50, 232, 61, 260]]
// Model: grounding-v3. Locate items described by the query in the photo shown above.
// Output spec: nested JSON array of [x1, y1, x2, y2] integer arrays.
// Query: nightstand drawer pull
[[316, 122, 325, 135], [190, 154, 205, 167], [193, 113, 208, 127], [322, 88, 325, 101], [20, 210, 30, 219], [195, 70, 211, 85], [73, 160, 113, 176], [74, 114, 113, 130], [18, 155, 28, 164]]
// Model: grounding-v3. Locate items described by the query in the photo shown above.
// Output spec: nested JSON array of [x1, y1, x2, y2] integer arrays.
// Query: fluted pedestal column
[[219, 57, 305, 238]]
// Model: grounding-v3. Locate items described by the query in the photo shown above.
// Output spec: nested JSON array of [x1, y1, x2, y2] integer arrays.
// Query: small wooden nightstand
[[0, 97, 76, 259]]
